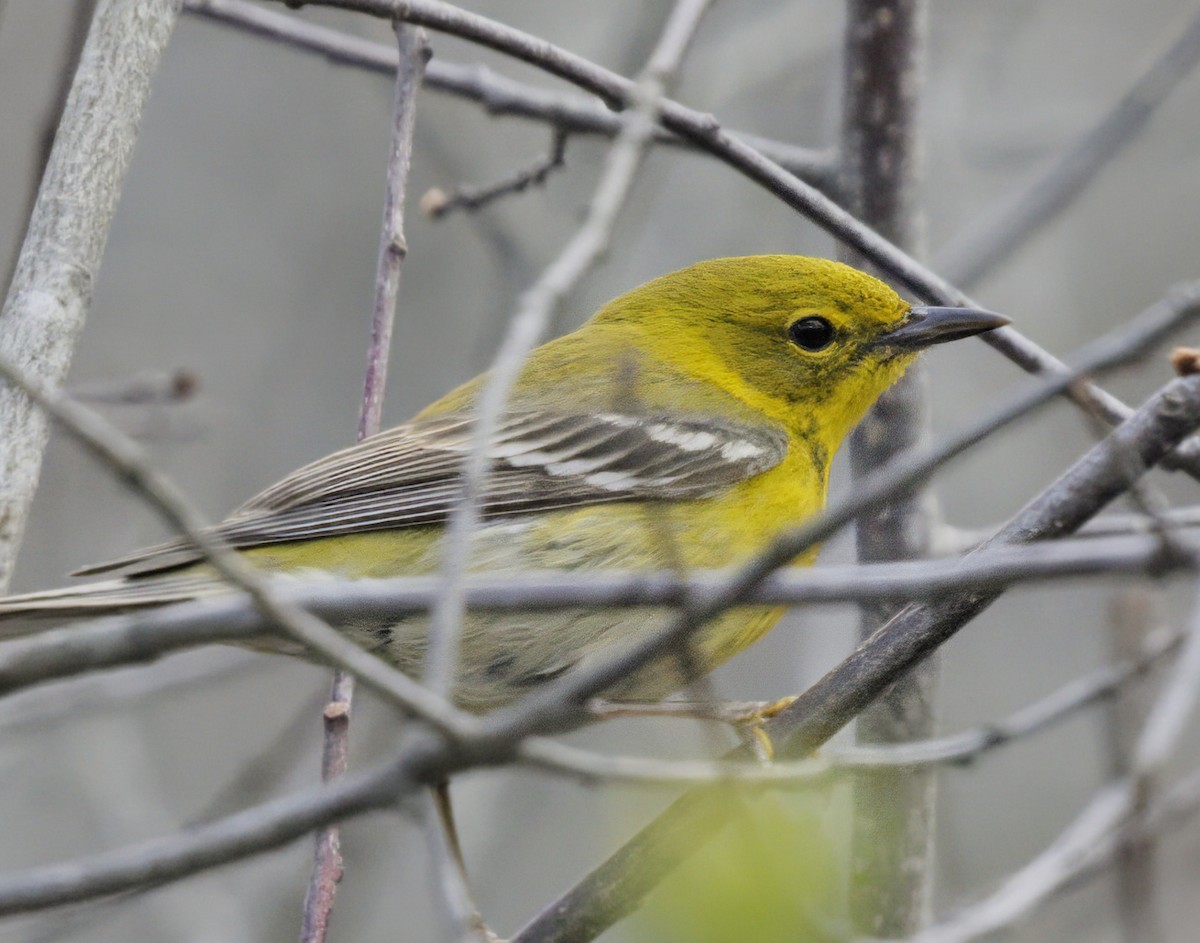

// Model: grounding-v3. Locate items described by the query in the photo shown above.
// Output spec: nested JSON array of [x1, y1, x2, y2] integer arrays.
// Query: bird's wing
[[76, 410, 787, 577]]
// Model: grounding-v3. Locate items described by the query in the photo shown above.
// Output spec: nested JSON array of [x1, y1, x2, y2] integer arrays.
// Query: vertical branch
[[299, 20, 428, 943], [2, 0, 98, 292], [359, 13, 427, 446], [422, 0, 713, 698], [1104, 589, 1166, 943], [837, 0, 934, 936], [0, 0, 180, 592]]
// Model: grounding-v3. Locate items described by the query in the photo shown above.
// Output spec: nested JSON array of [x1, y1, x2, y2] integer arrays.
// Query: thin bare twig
[[844, 621, 1178, 769], [359, 24, 427, 447], [0, 749, 415, 917], [913, 781, 1136, 943], [0, 610, 1177, 800], [940, 274, 1200, 558], [3, 529, 1198, 701], [517, 622, 1181, 785], [422, 129, 568, 218], [1057, 763, 1200, 900], [419, 794, 489, 943], [939, 503, 1200, 555], [302, 21, 428, 943], [300, 681, 351, 943]]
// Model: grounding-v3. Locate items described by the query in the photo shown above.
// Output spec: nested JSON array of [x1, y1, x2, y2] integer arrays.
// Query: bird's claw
[[730, 695, 797, 762]]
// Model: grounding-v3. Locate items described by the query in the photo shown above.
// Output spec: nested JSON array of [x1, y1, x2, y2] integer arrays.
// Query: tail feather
[[0, 575, 219, 639]]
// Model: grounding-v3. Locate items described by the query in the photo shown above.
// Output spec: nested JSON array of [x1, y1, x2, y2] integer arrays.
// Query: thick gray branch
[[838, 0, 936, 933], [0, 0, 181, 591]]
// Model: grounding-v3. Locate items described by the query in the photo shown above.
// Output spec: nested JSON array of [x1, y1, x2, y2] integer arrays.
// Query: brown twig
[[422, 129, 568, 218], [299, 676, 352, 943], [300, 19, 429, 943]]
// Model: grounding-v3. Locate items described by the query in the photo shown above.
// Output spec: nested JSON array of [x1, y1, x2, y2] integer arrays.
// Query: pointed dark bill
[[877, 305, 1010, 349]]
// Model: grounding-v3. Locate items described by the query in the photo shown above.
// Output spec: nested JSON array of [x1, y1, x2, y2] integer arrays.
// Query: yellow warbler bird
[[0, 256, 1005, 709]]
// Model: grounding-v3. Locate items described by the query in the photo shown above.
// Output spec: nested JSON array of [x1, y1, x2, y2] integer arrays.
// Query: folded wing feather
[[75, 411, 787, 578]]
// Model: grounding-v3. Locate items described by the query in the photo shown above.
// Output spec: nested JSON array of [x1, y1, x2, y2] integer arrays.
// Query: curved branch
[[182, 0, 836, 185], [281, 0, 1200, 479]]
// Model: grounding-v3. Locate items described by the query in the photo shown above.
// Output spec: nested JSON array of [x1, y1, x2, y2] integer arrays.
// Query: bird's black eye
[[787, 316, 835, 351]]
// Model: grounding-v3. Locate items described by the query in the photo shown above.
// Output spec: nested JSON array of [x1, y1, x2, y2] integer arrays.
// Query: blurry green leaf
[[634, 785, 850, 943]]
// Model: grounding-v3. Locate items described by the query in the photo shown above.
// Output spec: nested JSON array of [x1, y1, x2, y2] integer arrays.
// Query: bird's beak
[[876, 305, 1010, 349]]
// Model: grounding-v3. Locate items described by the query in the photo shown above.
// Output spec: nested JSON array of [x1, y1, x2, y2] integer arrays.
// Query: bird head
[[592, 255, 1008, 448]]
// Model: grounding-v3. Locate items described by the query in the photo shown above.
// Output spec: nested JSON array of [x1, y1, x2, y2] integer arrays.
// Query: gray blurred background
[[2, 1, 1200, 940]]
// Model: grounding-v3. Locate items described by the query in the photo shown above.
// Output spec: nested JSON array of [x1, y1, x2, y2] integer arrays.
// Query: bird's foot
[[726, 695, 797, 762], [588, 695, 798, 761]]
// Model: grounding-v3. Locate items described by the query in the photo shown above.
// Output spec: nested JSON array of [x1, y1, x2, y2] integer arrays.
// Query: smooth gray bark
[[0, 0, 181, 591]]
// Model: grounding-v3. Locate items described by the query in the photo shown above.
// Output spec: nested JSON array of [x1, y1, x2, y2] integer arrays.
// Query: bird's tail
[[0, 574, 218, 640]]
